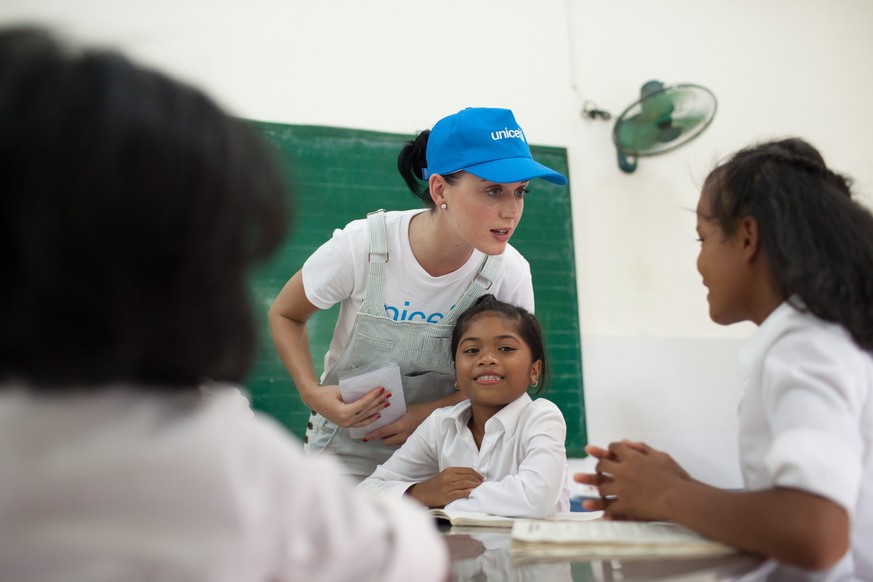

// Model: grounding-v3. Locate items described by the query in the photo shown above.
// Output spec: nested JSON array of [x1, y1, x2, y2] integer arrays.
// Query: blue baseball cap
[[422, 107, 568, 185]]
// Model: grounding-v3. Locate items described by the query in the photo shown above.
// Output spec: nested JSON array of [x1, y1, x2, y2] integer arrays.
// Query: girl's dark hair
[[0, 27, 290, 390], [704, 137, 873, 352], [450, 294, 549, 395], [397, 129, 462, 207]]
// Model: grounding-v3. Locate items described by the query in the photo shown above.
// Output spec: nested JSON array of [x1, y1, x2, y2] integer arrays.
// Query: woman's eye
[[486, 189, 501, 198], [463, 347, 480, 355], [498, 346, 517, 353], [515, 188, 528, 199]]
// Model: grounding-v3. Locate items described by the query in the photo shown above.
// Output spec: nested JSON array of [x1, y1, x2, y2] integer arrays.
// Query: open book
[[429, 509, 604, 529], [511, 518, 737, 558]]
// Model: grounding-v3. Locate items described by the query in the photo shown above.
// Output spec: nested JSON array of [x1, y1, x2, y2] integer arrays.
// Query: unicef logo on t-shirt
[[384, 300, 452, 323]]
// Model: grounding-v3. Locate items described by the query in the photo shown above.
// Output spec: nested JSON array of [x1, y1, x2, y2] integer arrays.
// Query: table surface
[[442, 524, 767, 582]]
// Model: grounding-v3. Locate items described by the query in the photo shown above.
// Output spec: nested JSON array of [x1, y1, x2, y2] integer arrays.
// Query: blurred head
[[451, 294, 548, 398], [0, 27, 290, 390]]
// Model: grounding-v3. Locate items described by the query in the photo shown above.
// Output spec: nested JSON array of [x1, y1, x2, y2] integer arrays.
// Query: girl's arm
[[358, 413, 480, 506], [268, 270, 388, 428], [578, 442, 849, 571], [446, 401, 567, 517]]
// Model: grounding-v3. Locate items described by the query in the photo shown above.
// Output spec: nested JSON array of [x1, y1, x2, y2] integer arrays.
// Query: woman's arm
[[577, 442, 849, 571], [268, 270, 388, 428]]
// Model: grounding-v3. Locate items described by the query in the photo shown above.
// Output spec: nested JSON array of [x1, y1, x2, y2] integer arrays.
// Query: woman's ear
[[429, 174, 447, 208]]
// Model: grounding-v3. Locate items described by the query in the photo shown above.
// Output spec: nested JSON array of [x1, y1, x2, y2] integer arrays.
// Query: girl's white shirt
[[737, 301, 873, 581], [358, 393, 570, 518], [302, 209, 534, 377], [0, 384, 448, 582]]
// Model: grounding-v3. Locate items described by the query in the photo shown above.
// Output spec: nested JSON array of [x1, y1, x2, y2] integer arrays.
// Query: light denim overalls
[[303, 210, 502, 481]]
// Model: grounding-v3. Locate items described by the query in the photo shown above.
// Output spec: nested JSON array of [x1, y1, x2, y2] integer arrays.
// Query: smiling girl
[[358, 294, 570, 517], [269, 108, 567, 481]]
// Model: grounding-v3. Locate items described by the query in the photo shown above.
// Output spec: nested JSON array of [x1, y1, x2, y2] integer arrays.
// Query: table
[[442, 525, 767, 581]]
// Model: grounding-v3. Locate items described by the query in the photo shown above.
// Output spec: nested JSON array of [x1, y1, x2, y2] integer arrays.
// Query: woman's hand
[[407, 467, 484, 508], [308, 384, 391, 429]]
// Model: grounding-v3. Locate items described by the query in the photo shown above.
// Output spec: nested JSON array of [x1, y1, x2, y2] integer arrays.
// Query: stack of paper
[[511, 519, 737, 558], [338, 362, 405, 440]]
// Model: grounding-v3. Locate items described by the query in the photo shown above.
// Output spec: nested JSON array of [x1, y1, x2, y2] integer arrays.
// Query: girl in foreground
[[360, 294, 569, 517], [0, 27, 447, 581], [577, 138, 873, 581]]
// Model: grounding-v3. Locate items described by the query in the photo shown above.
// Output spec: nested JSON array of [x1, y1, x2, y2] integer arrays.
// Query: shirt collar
[[441, 392, 533, 437], [485, 392, 533, 438]]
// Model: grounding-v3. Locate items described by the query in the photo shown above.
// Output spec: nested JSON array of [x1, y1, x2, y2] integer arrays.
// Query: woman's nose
[[500, 196, 522, 219]]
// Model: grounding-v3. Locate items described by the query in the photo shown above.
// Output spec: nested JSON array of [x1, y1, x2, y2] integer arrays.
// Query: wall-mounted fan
[[584, 80, 717, 173]]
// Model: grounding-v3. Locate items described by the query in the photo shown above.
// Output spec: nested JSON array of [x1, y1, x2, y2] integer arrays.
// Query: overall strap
[[359, 209, 389, 315], [439, 253, 503, 326]]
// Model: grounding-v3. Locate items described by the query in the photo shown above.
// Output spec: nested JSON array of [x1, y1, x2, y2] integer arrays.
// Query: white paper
[[338, 362, 406, 440], [510, 519, 736, 556]]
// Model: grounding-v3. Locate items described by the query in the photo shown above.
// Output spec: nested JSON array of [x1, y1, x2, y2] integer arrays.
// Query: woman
[[269, 107, 567, 481]]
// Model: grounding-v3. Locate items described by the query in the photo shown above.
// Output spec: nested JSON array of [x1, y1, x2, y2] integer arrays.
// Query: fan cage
[[612, 84, 717, 157]]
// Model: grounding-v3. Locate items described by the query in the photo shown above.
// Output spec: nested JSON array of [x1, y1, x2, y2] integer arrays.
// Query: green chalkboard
[[245, 122, 587, 456]]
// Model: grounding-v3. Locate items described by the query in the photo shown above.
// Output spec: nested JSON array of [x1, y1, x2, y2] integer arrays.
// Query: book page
[[430, 509, 516, 528], [431, 510, 605, 529]]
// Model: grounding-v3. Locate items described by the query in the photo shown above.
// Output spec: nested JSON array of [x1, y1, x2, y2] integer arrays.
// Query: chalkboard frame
[[244, 121, 587, 456]]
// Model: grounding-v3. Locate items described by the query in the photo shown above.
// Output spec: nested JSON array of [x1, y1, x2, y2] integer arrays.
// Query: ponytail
[[397, 130, 433, 207]]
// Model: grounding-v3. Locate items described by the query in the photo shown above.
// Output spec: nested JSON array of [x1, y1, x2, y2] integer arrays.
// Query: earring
[[440, 203, 447, 209], [531, 380, 538, 388]]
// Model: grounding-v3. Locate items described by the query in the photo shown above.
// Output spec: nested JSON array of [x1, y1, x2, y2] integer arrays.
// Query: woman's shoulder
[[330, 209, 423, 243]]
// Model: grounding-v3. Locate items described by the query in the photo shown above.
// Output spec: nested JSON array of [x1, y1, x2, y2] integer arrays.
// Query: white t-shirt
[[358, 393, 570, 517], [0, 384, 448, 582], [302, 209, 534, 376], [737, 302, 873, 581]]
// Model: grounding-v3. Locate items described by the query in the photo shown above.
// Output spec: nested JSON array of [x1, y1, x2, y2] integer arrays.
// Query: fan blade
[[638, 92, 675, 123], [615, 116, 662, 153], [668, 113, 711, 136]]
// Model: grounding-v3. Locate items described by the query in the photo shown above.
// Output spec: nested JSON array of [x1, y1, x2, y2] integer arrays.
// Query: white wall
[[3, 0, 871, 488]]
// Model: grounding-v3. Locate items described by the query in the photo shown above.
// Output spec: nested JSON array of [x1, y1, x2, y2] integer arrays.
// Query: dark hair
[[397, 129, 462, 207], [0, 27, 290, 390], [703, 137, 873, 352], [450, 294, 549, 394]]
